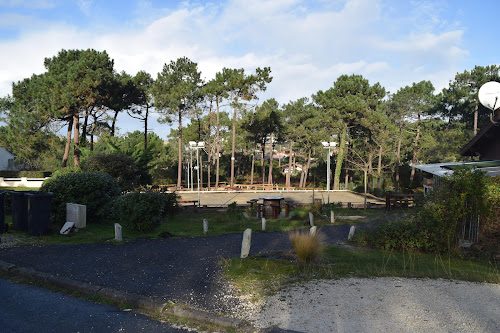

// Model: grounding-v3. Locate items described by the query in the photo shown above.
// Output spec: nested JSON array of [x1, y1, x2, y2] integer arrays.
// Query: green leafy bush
[[113, 191, 178, 233], [40, 172, 121, 225], [83, 153, 140, 191], [356, 168, 490, 254]]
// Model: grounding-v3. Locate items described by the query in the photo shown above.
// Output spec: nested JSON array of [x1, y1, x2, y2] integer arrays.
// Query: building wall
[[0, 147, 15, 171]]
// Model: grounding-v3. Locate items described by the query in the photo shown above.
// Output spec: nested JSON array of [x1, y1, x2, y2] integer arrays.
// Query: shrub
[[113, 191, 177, 233], [40, 172, 121, 225], [83, 153, 140, 191], [289, 229, 325, 264], [355, 168, 490, 254]]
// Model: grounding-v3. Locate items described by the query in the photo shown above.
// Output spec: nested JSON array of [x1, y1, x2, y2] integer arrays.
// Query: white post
[[330, 210, 335, 224], [309, 226, 317, 236], [348, 226, 356, 240], [241, 228, 252, 258], [203, 219, 208, 235], [261, 218, 266, 231], [309, 212, 314, 227], [114, 223, 122, 242]]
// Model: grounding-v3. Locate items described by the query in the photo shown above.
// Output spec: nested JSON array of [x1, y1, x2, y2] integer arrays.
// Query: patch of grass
[[289, 230, 325, 264], [224, 245, 500, 299]]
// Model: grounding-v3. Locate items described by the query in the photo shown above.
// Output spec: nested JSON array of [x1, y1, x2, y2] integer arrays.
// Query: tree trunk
[[367, 142, 373, 193], [363, 167, 368, 209], [286, 140, 293, 189], [250, 153, 255, 185], [81, 111, 89, 145], [62, 117, 73, 168], [73, 113, 80, 167], [144, 105, 149, 150], [409, 114, 421, 182], [304, 149, 312, 187], [268, 134, 273, 185], [111, 110, 119, 137], [377, 145, 383, 191], [261, 145, 266, 186], [395, 123, 403, 193], [333, 124, 347, 190], [215, 99, 221, 190], [473, 101, 478, 136], [230, 99, 238, 188], [177, 108, 183, 188]]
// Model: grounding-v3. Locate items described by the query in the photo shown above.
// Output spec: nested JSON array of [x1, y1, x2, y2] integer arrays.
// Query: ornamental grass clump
[[289, 229, 326, 264]]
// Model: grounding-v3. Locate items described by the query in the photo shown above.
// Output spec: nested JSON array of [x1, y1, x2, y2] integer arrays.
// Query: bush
[[289, 229, 325, 264], [355, 168, 490, 254], [113, 191, 178, 233], [83, 153, 140, 191], [40, 172, 121, 225]]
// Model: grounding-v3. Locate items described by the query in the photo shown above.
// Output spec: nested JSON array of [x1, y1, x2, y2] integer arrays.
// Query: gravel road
[[239, 277, 500, 333]]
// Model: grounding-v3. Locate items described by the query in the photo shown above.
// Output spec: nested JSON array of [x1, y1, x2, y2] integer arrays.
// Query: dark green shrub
[[355, 168, 490, 254], [40, 172, 121, 225], [83, 153, 140, 191], [113, 191, 177, 233]]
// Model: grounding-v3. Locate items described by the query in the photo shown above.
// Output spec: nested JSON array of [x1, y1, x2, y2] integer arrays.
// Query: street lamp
[[321, 141, 337, 204], [189, 141, 205, 207]]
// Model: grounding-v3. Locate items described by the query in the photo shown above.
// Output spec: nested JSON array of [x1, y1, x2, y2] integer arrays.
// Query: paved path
[[0, 278, 190, 333], [0, 224, 371, 315]]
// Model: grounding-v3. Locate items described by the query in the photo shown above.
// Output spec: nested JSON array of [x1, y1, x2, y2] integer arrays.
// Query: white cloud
[[0, 0, 469, 135]]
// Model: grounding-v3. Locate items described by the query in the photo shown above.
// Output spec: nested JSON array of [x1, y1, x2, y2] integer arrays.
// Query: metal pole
[[327, 147, 330, 204], [196, 147, 201, 207], [190, 149, 193, 191]]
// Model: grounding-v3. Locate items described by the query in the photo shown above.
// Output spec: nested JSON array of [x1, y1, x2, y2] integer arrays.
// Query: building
[[0, 147, 15, 171]]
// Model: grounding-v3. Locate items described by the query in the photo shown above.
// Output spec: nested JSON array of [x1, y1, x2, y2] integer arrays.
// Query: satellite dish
[[478, 81, 500, 111]]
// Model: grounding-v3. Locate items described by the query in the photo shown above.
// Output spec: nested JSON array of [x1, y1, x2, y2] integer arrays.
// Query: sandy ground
[[178, 190, 384, 207], [238, 277, 500, 333]]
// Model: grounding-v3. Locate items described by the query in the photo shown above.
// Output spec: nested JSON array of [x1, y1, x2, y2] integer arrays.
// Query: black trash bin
[[0, 191, 6, 233], [11, 191, 30, 232], [26, 192, 53, 236]]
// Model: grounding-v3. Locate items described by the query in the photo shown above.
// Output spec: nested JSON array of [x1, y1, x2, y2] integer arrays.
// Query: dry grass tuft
[[289, 229, 326, 264]]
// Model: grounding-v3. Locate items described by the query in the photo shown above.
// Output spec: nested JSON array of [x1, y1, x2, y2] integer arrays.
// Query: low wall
[[0, 177, 48, 188]]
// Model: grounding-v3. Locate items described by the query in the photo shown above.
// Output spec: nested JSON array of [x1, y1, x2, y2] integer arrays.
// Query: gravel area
[[238, 277, 500, 333]]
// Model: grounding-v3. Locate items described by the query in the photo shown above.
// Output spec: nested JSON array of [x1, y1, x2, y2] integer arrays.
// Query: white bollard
[[203, 219, 208, 235], [348, 226, 356, 240], [309, 212, 314, 227], [114, 223, 123, 242], [330, 210, 335, 224], [309, 226, 317, 236], [261, 218, 266, 231], [241, 228, 252, 258]]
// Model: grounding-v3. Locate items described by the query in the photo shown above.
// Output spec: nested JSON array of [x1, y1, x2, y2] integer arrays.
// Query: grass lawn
[[224, 245, 500, 299], [2, 207, 400, 245]]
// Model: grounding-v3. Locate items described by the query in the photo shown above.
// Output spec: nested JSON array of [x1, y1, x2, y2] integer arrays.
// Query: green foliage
[[83, 153, 140, 190], [40, 172, 121, 225], [356, 169, 490, 254], [481, 177, 500, 249], [113, 191, 175, 233]]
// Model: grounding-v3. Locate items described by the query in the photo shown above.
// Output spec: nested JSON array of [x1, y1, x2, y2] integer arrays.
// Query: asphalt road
[[0, 278, 189, 333]]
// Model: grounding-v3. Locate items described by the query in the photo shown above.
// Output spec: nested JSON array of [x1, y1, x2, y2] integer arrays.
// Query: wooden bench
[[177, 200, 198, 208], [385, 192, 415, 210]]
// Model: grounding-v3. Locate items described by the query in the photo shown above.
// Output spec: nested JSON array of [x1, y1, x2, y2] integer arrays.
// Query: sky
[[0, 0, 499, 138]]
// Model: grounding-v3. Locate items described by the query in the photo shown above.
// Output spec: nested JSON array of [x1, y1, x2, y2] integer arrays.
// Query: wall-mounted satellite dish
[[478, 81, 500, 111]]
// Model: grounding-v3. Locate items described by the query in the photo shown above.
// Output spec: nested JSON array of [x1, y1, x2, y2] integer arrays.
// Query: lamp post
[[189, 141, 205, 207], [321, 141, 337, 204]]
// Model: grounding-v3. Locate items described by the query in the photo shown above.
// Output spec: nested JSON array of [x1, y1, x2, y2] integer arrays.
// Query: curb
[[0, 260, 258, 332]]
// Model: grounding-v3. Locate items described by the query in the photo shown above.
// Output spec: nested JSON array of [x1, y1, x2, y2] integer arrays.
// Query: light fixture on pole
[[321, 141, 337, 204], [189, 141, 205, 207]]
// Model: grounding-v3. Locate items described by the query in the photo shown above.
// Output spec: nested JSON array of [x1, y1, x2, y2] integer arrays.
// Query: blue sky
[[0, 0, 499, 137]]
